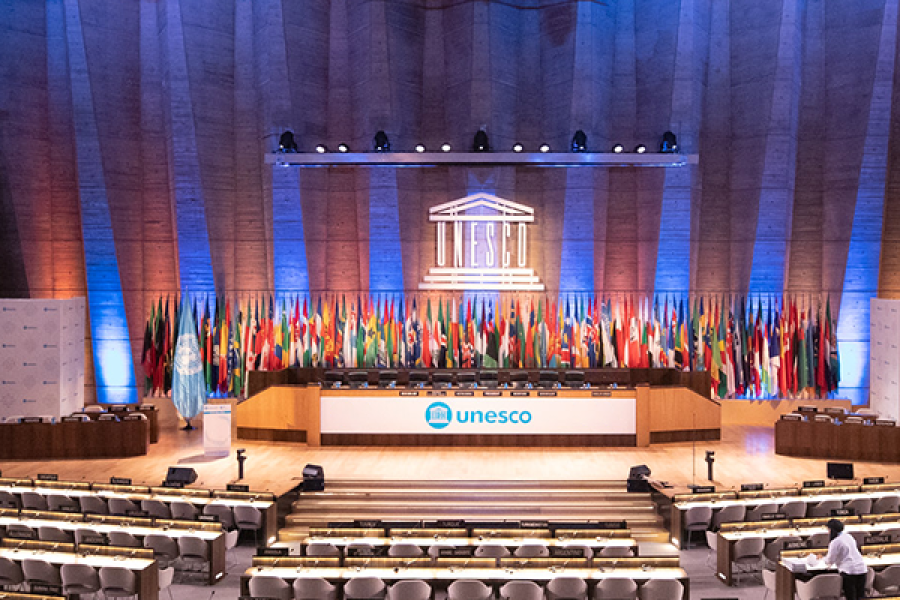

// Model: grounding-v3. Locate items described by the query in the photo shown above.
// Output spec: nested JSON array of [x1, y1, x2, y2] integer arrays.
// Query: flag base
[[182, 420, 195, 431]]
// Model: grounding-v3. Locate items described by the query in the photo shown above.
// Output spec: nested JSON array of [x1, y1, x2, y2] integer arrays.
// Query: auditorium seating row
[[776, 544, 900, 599], [244, 574, 687, 600], [0, 476, 276, 543]]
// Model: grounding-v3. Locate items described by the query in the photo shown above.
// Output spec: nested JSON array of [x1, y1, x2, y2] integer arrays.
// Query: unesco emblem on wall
[[419, 193, 545, 291], [425, 402, 452, 429]]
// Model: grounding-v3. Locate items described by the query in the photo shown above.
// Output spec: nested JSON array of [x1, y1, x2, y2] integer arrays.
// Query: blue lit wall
[[369, 168, 404, 294], [273, 168, 310, 296]]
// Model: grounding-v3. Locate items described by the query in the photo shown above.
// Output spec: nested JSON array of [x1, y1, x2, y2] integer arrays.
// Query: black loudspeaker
[[627, 464, 651, 493], [165, 467, 198, 485], [303, 464, 325, 492]]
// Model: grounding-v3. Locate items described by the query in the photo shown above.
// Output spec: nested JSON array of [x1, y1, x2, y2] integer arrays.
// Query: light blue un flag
[[172, 298, 206, 420]]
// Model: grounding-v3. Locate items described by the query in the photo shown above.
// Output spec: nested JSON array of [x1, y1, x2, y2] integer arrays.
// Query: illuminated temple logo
[[419, 193, 545, 291]]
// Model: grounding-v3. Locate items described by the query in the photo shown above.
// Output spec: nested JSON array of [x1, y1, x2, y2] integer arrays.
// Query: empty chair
[[598, 545, 635, 558], [746, 503, 778, 522], [170, 500, 198, 521], [108, 531, 141, 548], [83, 405, 105, 413], [0, 491, 19, 509], [61, 563, 101, 598], [808, 500, 843, 518], [108, 498, 139, 516], [79, 495, 108, 515], [594, 578, 638, 600], [408, 371, 429, 388], [20, 492, 48, 511], [233, 505, 263, 545], [844, 497, 872, 516], [475, 543, 511, 558], [99, 566, 137, 599], [705, 531, 718, 568], [866, 566, 876, 598], [141, 499, 171, 519], [306, 542, 341, 557], [22, 558, 61, 588], [388, 542, 424, 558], [514, 543, 550, 558], [177, 536, 209, 578], [808, 532, 831, 548], [780, 500, 807, 519], [448, 579, 492, 600], [249, 575, 291, 600], [731, 537, 765, 585], [638, 579, 684, 600], [294, 576, 338, 600], [881, 527, 900, 543], [0, 557, 24, 590], [203, 503, 235, 529], [5, 523, 35, 540], [538, 370, 559, 389], [848, 531, 868, 548], [682, 506, 713, 548], [873, 495, 900, 514], [345, 576, 387, 600], [509, 371, 530, 388], [47, 494, 79, 512], [795, 572, 841, 600], [159, 566, 175, 600], [38, 525, 74, 543], [144, 534, 179, 567], [74, 528, 104, 546], [501, 580, 544, 600], [389, 579, 432, 600], [763, 536, 802, 568], [98, 413, 118, 421], [713, 504, 746, 529], [546, 576, 587, 600], [762, 568, 777, 600], [478, 370, 499, 389], [875, 564, 900, 595]]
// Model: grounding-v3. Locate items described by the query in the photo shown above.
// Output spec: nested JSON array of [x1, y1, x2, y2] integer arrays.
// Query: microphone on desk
[[207, 590, 215, 600]]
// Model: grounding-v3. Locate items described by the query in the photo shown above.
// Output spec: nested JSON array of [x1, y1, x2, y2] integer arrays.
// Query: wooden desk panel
[[775, 420, 900, 462], [0, 420, 147, 459]]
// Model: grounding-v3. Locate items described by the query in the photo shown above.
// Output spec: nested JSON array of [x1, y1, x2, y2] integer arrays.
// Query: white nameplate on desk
[[320, 395, 636, 435]]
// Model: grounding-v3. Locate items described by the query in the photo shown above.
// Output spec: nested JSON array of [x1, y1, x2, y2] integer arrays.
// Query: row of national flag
[[142, 293, 841, 400]]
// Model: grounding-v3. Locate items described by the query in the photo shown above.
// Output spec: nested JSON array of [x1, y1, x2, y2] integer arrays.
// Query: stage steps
[[279, 479, 668, 543]]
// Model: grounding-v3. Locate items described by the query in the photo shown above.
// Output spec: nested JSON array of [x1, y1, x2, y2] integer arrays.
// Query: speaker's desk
[[236, 384, 721, 448]]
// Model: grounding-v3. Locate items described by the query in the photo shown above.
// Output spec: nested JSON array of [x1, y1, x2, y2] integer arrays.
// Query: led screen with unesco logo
[[425, 402, 452, 429]]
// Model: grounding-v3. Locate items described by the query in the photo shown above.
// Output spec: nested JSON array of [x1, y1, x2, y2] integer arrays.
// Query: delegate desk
[[0, 479, 278, 545], [0, 418, 148, 459], [241, 556, 689, 599], [716, 514, 900, 586], [237, 384, 722, 448], [0, 510, 225, 585], [93, 404, 160, 443], [666, 483, 900, 548], [0, 539, 157, 600], [775, 413, 900, 461], [776, 543, 900, 600]]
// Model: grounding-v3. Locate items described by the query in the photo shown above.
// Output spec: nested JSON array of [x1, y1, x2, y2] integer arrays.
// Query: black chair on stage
[[509, 371, 530, 389], [432, 372, 453, 389], [457, 372, 476, 389], [539, 371, 560, 389], [348, 371, 369, 389], [324, 371, 345, 389], [379, 370, 399, 388], [408, 371, 429, 388], [478, 370, 499, 389], [564, 371, 585, 389]]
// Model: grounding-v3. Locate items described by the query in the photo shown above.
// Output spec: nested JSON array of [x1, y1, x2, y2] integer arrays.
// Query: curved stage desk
[[235, 385, 720, 447]]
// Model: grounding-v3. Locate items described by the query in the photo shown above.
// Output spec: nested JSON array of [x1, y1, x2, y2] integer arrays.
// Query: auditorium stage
[[2, 423, 898, 497]]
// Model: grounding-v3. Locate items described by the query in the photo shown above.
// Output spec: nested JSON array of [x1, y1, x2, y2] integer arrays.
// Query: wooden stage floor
[[2, 424, 897, 497]]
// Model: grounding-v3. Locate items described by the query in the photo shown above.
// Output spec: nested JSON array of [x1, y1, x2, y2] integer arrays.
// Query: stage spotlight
[[278, 131, 298, 153], [660, 131, 678, 153], [473, 130, 490, 152], [512, 143, 523, 153], [441, 143, 452, 152], [373, 131, 390, 152], [337, 143, 349, 153], [612, 143, 624, 154], [539, 143, 551, 153], [315, 144, 328, 154], [635, 144, 646, 154], [415, 144, 426, 153], [571, 130, 587, 152]]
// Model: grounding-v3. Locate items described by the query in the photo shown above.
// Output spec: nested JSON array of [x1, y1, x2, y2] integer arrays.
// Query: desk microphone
[[207, 590, 215, 600]]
